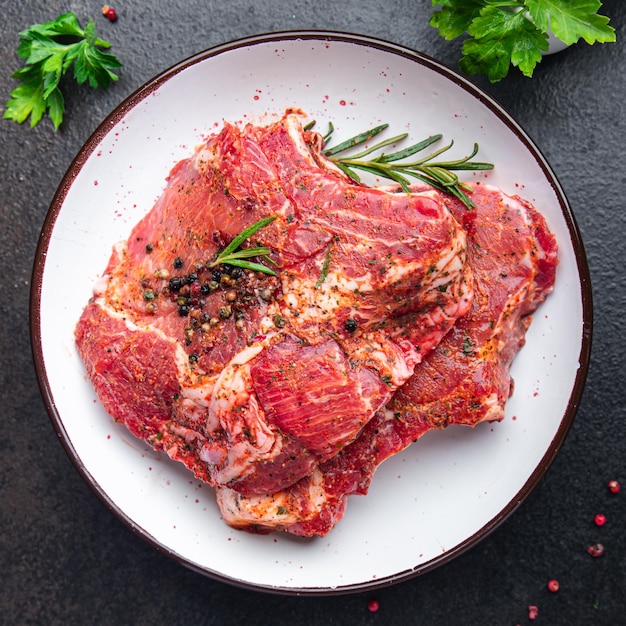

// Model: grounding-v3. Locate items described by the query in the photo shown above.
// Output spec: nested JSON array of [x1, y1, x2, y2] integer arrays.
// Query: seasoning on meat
[[75, 113, 557, 536], [216, 182, 558, 535]]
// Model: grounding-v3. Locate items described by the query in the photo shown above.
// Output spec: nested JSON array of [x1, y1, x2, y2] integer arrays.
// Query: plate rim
[[29, 29, 593, 595]]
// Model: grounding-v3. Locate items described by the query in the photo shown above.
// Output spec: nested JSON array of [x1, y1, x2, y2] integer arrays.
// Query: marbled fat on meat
[[218, 182, 558, 536], [75, 114, 474, 512]]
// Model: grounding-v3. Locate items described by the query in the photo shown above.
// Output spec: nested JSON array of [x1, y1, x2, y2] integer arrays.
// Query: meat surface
[[76, 114, 473, 501], [217, 182, 558, 536]]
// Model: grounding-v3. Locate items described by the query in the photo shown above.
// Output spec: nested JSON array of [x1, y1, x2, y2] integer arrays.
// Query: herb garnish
[[316, 123, 493, 209], [315, 242, 333, 289], [4, 12, 122, 129], [429, 1, 615, 83], [208, 216, 278, 276]]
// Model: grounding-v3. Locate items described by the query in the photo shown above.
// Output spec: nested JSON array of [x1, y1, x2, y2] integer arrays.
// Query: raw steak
[[217, 182, 559, 536], [75, 114, 473, 499]]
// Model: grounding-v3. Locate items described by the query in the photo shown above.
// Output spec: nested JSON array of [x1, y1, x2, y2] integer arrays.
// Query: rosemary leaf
[[220, 258, 277, 276], [209, 216, 277, 275], [348, 133, 408, 160], [334, 161, 362, 182], [219, 216, 276, 259], [323, 121, 335, 143], [377, 135, 442, 163], [217, 247, 273, 261], [323, 123, 389, 157]]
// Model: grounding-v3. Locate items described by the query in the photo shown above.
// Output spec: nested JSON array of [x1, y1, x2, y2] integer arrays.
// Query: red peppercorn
[[528, 605, 539, 620], [594, 513, 606, 526], [367, 599, 379, 613], [587, 542, 605, 557], [547, 579, 559, 593], [608, 480, 620, 494], [102, 5, 118, 22]]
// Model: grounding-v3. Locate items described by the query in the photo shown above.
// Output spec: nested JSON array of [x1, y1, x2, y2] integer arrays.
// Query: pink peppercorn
[[547, 579, 559, 592], [587, 542, 605, 557], [102, 5, 118, 22], [608, 480, 620, 494], [594, 513, 606, 526], [528, 605, 539, 620], [367, 599, 379, 613]]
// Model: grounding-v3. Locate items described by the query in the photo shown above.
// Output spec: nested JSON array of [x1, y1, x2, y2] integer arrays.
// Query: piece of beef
[[217, 182, 558, 536], [76, 114, 473, 499]]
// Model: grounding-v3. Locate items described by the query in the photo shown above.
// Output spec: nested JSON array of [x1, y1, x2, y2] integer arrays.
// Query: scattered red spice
[[608, 479, 620, 494], [547, 579, 559, 593], [102, 5, 118, 22], [587, 542, 605, 557], [528, 605, 539, 620], [367, 599, 379, 613], [594, 513, 606, 527]]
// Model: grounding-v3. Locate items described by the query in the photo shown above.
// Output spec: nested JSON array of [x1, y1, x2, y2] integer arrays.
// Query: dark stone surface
[[1, 1, 624, 624]]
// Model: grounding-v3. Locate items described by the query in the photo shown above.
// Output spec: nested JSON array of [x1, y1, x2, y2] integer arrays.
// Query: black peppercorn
[[345, 318, 358, 332]]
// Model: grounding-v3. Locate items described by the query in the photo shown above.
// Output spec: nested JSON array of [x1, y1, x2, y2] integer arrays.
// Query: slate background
[[1, 1, 625, 624]]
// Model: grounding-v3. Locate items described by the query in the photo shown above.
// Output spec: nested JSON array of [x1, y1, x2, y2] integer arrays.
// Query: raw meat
[[217, 182, 558, 536], [76, 114, 473, 501]]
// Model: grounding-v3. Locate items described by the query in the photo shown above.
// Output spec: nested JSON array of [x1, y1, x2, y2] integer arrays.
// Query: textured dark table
[[1, 1, 625, 624]]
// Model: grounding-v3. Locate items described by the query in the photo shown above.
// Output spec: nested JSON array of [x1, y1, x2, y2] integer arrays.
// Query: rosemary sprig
[[208, 216, 277, 276], [317, 122, 493, 209]]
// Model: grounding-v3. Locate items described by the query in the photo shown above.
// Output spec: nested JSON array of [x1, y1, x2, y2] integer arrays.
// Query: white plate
[[31, 32, 591, 593]]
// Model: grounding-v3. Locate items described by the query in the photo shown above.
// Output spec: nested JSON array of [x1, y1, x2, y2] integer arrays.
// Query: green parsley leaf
[[3, 12, 122, 129], [429, 0, 485, 40], [461, 7, 548, 81], [47, 88, 65, 129], [4, 79, 47, 128], [429, 0, 615, 82], [525, 0, 616, 46]]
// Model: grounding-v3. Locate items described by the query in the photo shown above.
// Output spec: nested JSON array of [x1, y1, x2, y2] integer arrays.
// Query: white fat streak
[[421, 228, 468, 293], [94, 297, 194, 381], [480, 392, 504, 422], [349, 335, 417, 388], [92, 297, 281, 450], [178, 348, 263, 433], [92, 273, 111, 298], [283, 114, 320, 167], [216, 467, 327, 527], [208, 344, 283, 485]]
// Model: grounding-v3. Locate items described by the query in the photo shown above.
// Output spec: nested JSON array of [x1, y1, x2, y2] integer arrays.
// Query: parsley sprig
[[209, 216, 278, 276], [318, 123, 493, 209], [4, 12, 122, 129], [430, 0, 615, 82]]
